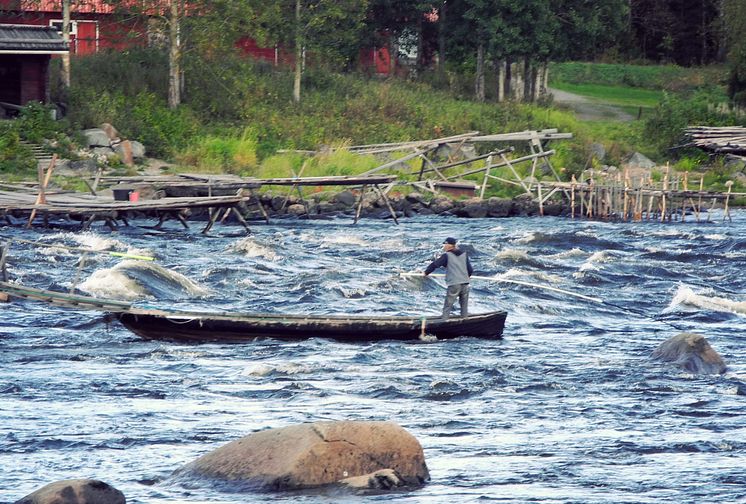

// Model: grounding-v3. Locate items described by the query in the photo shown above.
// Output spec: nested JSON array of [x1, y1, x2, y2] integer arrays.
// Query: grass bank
[[549, 62, 729, 92]]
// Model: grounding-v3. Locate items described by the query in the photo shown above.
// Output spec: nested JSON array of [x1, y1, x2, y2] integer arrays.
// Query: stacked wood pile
[[682, 126, 746, 157]]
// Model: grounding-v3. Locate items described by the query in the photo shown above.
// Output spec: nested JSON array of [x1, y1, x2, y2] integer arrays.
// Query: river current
[[1, 212, 745, 503]]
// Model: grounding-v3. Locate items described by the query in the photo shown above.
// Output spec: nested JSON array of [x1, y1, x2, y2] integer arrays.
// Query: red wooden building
[[0, 0, 149, 54], [1, 1, 413, 75], [0, 23, 67, 109]]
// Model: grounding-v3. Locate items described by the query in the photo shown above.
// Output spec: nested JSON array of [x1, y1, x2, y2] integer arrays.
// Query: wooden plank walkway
[[0, 173, 403, 231], [0, 189, 256, 233]]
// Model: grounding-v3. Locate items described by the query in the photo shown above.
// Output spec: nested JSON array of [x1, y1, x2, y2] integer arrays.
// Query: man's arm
[[466, 256, 474, 277], [424, 253, 448, 275]]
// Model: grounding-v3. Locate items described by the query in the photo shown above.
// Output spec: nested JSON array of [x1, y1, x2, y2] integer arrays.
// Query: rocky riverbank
[[237, 190, 566, 220]]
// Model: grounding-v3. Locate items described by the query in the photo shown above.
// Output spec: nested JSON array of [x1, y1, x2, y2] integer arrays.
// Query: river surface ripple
[[1, 213, 745, 503]]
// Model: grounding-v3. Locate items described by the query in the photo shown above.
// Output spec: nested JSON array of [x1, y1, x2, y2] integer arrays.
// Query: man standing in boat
[[424, 237, 473, 318]]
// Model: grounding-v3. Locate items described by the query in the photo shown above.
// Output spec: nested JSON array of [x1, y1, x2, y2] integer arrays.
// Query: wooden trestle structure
[[1, 129, 573, 232], [0, 170, 400, 232]]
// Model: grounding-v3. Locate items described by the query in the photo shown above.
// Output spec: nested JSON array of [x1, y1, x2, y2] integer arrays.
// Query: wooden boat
[[117, 309, 507, 342], [0, 281, 507, 342]]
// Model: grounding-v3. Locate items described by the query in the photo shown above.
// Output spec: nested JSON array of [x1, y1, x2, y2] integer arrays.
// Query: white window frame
[[49, 19, 78, 36]]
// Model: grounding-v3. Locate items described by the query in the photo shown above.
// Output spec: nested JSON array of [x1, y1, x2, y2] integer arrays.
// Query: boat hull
[[118, 310, 507, 343]]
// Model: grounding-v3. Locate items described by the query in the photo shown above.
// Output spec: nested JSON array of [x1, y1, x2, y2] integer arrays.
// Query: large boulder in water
[[652, 333, 727, 375], [14, 479, 125, 504], [176, 421, 429, 491]]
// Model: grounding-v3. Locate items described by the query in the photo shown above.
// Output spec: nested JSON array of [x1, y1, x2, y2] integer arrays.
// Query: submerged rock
[[652, 333, 727, 375], [14, 479, 125, 504], [175, 421, 429, 492]]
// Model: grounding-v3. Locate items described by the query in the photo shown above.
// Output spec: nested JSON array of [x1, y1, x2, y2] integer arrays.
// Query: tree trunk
[[504, 57, 512, 100], [523, 57, 532, 102], [61, 0, 71, 90], [167, 0, 181, 109], [475, 41, 485, 102], [542, 61, 549, 96], [533, 64, 541, 102], [717, 0, 727, 61], [388, 35, 397, 77], [495, 59, 505, 102], [701, 0, 707, 64], [437, 1, 446, 84], [511, 60, 523, 101], [293, 0, 302, 103], [416, 16, 424, 75]]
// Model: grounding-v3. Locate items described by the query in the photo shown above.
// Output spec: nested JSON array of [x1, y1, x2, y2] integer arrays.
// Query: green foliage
[[177, 129, 258, 174], [254, 148, 379, 178], [0, 122, 35, 175], [673, 155, 707, 172], [67, 88, 199, 158], [17, 102, 64, 144], [549, 82, 663, 109], [65, 48, 169, 99], [643, 87, 744, 155], [129, 93, 200, 157], [550, 62, 728, 92], [724, 0, 746, 104]]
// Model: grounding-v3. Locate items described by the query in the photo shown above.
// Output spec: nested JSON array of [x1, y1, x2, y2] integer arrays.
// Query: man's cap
[[443, 237, 457, 245]]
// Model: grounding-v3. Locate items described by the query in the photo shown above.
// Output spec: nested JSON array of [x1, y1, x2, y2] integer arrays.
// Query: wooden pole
[[661, 163, 669, 222], [372, 184, 399, 224], [537, 182, 544, 216], [69, 252, 88, 294], [479, 155, 493, 200], [353, 185, 367, 224], [570, 175, 576, 219], [26, 155, 57, 228], [622, 168, 629, 222], [0, 241, 9, 283], [723, 181, 733, 222]]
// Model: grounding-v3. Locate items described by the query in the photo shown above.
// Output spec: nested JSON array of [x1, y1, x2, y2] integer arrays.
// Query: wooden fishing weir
[[533, 165, 743, 222]]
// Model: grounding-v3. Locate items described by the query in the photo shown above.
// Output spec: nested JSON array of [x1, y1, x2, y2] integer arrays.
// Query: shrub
[[643, 87, 744, 155], [0, 122, 35, 175], [17, 102, 64, 143]]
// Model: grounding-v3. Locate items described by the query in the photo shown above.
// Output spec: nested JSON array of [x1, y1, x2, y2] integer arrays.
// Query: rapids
[[1, 213, 745, 503]]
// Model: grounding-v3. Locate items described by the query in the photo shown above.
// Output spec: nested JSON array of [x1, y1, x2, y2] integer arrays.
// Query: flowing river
[[1, 212, 745, 503]]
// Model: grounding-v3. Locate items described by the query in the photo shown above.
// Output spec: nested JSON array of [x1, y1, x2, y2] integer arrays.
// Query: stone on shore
[[333, 190, 356, 207], [287, 203, 306, 216], [486, 197, 513, 217], [176, 421, 429, 491], [429, 197, 453, 214], [623, 152, 656, 170], [114, 140, 134, 166], [129, 141, 146, 159], [457, 197, 489, 218], [14, 479, 125, 504], [82, 128, 111, 148], [652, 333, 727, 375], [98, 123, 120, 141]]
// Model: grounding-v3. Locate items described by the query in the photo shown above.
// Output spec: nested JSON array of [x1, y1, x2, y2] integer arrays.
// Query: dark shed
[[0, 24, 68, 111]]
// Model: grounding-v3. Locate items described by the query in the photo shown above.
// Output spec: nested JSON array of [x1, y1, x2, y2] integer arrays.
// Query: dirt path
[[550, 88, 635, 122]]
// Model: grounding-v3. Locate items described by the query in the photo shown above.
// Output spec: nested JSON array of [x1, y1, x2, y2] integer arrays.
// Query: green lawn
[[551, 82, 664, 110]]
